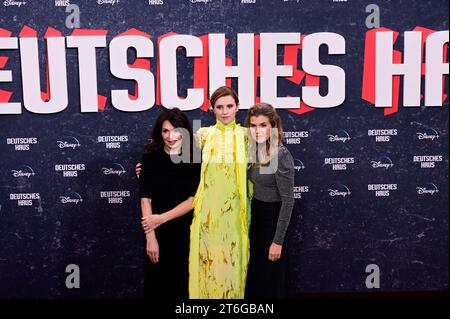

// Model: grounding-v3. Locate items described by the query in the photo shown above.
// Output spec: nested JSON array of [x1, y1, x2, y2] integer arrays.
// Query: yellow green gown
[[189, 120, 252, 299]]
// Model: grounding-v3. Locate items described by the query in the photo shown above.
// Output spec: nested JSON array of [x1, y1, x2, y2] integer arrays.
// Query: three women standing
[[138, 90, 295, 299]]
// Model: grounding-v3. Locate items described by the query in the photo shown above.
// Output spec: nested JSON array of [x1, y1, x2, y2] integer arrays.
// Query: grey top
[[248, 144, 295, 245]]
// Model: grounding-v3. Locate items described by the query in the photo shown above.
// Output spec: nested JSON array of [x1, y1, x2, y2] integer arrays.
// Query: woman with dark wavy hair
[[138, 107, 200, 299]]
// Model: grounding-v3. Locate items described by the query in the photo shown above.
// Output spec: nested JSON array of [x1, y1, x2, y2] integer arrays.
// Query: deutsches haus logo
[[413, 155, 443, 168], [10, 193, 40, 206], [284, 131, 309, 145], [55, 164, 86, 177], [6, 137, 38, 151], [324, 157, 355, 170], [100, 190, 130, 204], [367, 129, 397, 142], [368, 184, 397, 197], [97, 135, 128, 149], [293, 185, 309, 199], [54, 0, 71, 6]]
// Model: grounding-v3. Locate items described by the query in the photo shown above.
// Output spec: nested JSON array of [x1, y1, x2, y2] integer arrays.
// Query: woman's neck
[[216, 119, 237, 129], [163, 145, 181, 155]]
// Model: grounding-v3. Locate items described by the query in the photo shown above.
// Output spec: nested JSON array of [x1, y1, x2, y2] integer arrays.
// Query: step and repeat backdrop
[[0, 0, 448, 298]]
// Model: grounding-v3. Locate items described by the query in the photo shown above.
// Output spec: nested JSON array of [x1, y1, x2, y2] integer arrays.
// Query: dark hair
[[144, 108, 193, 155], [209, 86, 239, 110]]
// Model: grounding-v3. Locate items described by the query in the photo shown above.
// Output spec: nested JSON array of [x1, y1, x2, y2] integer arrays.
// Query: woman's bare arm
[[142, 196, 194, 232]]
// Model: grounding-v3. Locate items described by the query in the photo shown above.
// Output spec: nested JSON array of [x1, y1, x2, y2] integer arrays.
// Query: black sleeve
[[188, 163, 201, 197], [139, 154, 154, 199]]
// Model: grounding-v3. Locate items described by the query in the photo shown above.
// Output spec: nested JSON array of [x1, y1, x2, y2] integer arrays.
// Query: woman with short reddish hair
[[188, 86, 252, 299]]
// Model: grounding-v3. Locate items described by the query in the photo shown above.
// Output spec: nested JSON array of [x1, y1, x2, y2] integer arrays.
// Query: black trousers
[[245, 198, 288, 299]]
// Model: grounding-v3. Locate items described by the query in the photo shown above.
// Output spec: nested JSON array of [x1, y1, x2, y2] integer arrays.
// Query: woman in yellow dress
[[189, 86, 252, 299]]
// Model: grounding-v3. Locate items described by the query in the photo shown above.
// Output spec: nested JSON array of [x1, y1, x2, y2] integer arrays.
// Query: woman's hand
[[135, 163, 142, 178], [146, 232, 159, 264], [142, 214, 165, 233], [268, 243, 282, 261]]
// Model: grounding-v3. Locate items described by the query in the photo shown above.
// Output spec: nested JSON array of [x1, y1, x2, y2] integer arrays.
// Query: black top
[[139, 148, 200, 299], [139, 148, 201, 239]]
